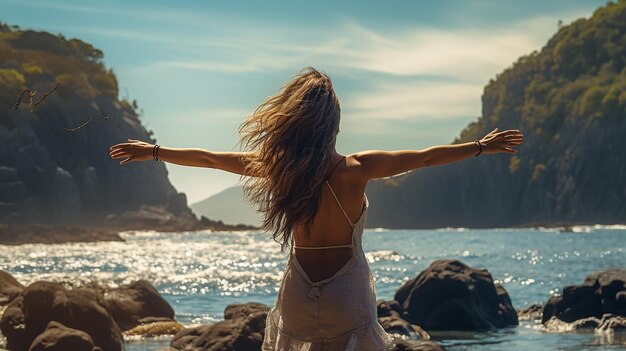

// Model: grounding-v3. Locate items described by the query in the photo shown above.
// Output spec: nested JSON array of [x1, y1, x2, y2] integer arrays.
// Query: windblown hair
[[238, 67, 341, 251]]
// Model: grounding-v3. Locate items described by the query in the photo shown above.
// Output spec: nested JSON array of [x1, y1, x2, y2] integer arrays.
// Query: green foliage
[[0, 24, 129, 103], [579, 86, 607, 119], [55, 72, 97, 98], [468, 0, 626, 149], [69, 38, 103, 63], [21, 62, 43, 76], [0, 68, 25, 89], [532, 164, 546, 181], [0, 22, 12, 33], [373, 0, 626, 228], [509, 156, 520, 174], [89, 73, 118, 98]]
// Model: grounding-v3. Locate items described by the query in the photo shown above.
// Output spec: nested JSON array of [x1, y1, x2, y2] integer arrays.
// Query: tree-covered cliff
[[0, 24, 248, 231], [366, 1, 626, 228]]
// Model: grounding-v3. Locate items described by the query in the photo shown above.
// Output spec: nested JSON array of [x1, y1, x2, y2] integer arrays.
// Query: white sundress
[[262, 180, 395, 351]]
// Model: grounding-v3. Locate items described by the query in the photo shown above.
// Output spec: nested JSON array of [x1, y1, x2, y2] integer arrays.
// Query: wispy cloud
[[342, 81, 482, 120], [131, 15, 564, 122]]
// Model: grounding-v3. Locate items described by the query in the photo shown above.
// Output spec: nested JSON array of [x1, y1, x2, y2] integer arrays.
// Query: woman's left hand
[[480, 128, 524, 155], [109, 139, 154, 165]]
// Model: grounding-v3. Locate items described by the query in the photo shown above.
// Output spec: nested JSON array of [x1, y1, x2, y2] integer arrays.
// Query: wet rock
[[542, 269, 626, 324], [0, 281, 122, 351], [125, 320, 184, 337], [517, 303, 543, 321], [28, 321, 100, 351], [377, 300, 430, 340], [544, 313, 626, 333], [171, 302, 270, 351], [544, 316, 598, 332], [0, 295, 26, 350], [596, 314, 626, 333], [104, 280, 175, 331], [0, 270, 24, 306], [394, 259, 518, 331]]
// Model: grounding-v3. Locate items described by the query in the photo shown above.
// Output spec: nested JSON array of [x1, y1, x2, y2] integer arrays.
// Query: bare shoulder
[[342, 152, 371, 186]]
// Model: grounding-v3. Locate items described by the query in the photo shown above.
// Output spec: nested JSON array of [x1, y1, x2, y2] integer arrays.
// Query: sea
[[1, 226, 625, 351]]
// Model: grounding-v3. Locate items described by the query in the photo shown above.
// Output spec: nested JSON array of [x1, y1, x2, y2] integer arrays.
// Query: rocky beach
[[1, 227, 624, 351]]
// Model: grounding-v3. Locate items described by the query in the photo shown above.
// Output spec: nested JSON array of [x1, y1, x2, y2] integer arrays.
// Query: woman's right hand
[[109, 139, 154, 165], [480, 128, 524, 155]]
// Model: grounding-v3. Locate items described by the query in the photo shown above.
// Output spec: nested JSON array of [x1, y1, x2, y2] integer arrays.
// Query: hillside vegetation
[[0, 23, 243, 231], [366, 1, 626, 228]]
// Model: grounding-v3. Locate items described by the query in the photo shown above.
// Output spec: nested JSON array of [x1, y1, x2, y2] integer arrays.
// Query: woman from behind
[[109, 67, 524, 350]]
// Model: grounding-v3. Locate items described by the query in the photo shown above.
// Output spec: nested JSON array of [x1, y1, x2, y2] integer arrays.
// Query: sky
[[0, 0, 608, 203]]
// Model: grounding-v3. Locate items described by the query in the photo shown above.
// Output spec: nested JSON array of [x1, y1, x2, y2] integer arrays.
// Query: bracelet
[[153, 144, 161, 161], [474, 140, 484, 156]]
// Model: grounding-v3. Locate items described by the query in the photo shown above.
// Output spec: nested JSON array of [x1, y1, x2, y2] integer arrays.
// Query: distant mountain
[[191, 186, 261, 227], [0, 23, 250, 232], [365, 1, 626, 228]]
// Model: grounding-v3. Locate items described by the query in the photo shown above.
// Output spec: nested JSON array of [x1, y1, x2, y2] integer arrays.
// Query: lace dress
[[262, 180, 394, 351]]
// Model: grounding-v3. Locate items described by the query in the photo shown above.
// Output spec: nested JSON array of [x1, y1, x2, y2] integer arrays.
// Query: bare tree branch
[[13, 88, 35, 110], [32, 82, 59, 111], [13, 83, 59, 111], [62, 116, 92, 132]]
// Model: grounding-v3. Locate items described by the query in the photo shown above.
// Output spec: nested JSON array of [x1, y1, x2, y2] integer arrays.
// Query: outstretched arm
[[354, 128, 524, 180], [109, 139, 253, 176]]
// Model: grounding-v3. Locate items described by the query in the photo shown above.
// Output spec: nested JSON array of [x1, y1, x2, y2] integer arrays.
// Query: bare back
[[292, 154, 368, 282]]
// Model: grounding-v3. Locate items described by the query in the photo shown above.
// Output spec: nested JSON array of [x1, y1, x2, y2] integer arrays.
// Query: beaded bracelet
[[474, 140, 484, 156], [152, 144, 161, 161]]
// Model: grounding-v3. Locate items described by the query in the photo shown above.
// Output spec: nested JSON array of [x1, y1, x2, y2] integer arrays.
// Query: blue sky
[[1, 0, 607, 203]]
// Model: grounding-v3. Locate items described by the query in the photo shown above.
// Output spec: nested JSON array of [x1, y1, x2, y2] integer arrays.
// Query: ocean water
[[1, 226, 625, 350]]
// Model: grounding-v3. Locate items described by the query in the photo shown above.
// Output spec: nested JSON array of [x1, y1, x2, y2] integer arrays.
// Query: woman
[[109, 67, 524, 350]]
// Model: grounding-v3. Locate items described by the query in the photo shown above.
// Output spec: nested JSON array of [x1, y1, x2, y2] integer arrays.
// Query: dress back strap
[[325, 180, 355, 229], [293, 243, 353, 250]]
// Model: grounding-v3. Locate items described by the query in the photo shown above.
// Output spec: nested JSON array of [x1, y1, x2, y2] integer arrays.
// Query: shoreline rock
[[171, 303, 269, 351], [0, 272, 181, 350], [0, 281, 123, 351], [102, 280, 176, 332], [0, 271, 23, 306], [542, 269, 626, 333], [517, 303, 543, 321], [170, 302, 447, 351], [394, 259, 518, 331], [0, 224, 123, 245], [0, 213, 258, 246], [104, 205, 258, 233]]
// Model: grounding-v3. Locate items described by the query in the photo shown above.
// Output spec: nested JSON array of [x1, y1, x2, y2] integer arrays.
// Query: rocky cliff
[[365, 1, 626, 228], [0, 23, 250, 232]]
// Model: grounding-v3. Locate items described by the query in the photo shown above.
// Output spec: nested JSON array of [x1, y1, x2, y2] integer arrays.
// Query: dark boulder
[[0, 281, 122, 351], [0, 270, 24, 306], [542, 269, 626, 324], [171, 302, 269, 351], [377, 299, 430, 340], [1, 295, 26, 350], [394, 259, 518, 331], [28, 321, 100, 351], [103, 280, 175, 331]]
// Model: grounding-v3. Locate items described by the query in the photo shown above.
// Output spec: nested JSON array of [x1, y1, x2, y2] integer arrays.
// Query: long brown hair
[[238, 67, 341, 251]]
